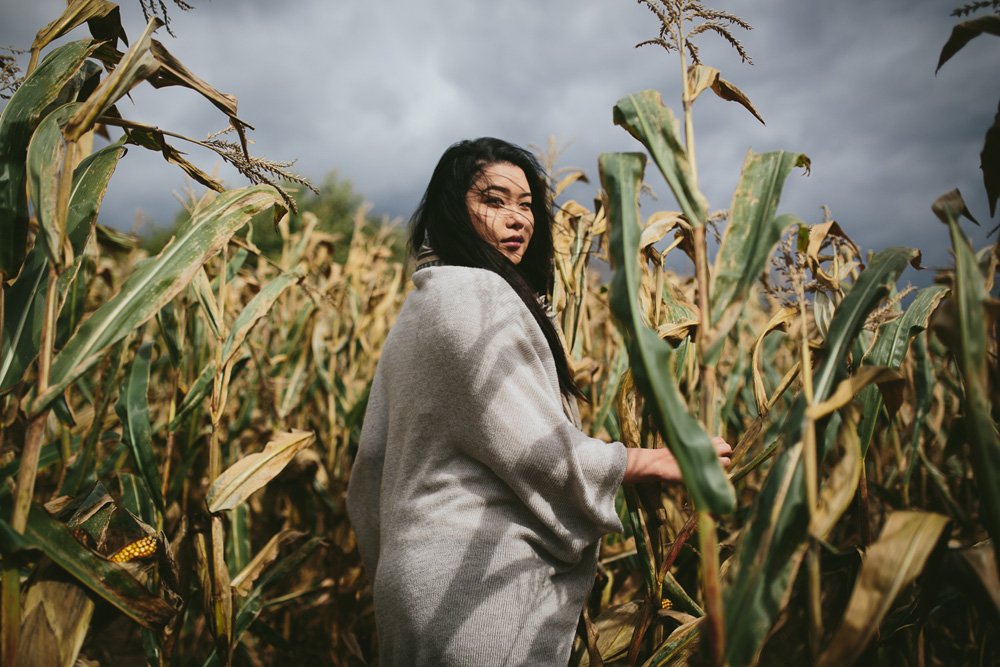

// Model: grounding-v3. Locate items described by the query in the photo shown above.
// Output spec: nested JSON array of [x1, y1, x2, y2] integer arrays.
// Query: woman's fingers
[[712, 436, 733, 469], [712, 436, 733, 456]]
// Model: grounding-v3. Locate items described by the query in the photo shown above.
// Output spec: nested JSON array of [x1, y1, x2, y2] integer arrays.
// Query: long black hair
[[409, 137, 584, 401]]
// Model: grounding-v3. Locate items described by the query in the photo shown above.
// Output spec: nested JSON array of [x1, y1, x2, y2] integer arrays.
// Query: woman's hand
[[622, 436, 732, 484]]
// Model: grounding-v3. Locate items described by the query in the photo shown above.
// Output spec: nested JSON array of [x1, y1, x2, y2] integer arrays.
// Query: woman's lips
[[501, 236, 523, 251]]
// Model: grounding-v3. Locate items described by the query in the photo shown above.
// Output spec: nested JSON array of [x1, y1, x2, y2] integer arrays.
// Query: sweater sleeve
[[434, 269, 627, 563], [346, 366, 389, 579]]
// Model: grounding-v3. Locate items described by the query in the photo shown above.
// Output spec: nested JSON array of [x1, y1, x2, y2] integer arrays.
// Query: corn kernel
[[110, 536, 157, 563]]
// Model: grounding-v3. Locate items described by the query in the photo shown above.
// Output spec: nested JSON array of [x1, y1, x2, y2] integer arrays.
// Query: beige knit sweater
[[347, 265, 627, 666]]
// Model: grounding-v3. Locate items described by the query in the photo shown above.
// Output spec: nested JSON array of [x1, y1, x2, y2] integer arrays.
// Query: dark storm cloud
[[1, 0, 996, 274]]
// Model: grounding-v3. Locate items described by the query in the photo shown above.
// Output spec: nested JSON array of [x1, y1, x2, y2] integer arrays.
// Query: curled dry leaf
[[65, 17, 163, 141], [207, 430, 315, 512], [576, 601, 644, 666], [639, 210, 687, 252], [230, 529, 308, 597], [751, 306, 796, 416], [817, 511, 949, 667], [810, 406, 862, 541], [932, 188, 980, 226], [30, 0, 120, 63], [805, 366, 904, 421], [936, 15, 1000, 72], [806, 220, 862, 292], [983, 100, 1000, 217], [656, 318, 699, 343], [686, 64, 764, 125]]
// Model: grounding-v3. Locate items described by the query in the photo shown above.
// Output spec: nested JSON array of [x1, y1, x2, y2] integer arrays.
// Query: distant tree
[[142, 170, 407, 263]]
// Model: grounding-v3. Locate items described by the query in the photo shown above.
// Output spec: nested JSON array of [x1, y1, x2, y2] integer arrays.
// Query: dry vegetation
[[1, 1, 998, 666]]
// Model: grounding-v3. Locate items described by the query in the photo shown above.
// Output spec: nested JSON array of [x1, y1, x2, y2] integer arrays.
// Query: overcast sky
[[3, 0, 997, 285]]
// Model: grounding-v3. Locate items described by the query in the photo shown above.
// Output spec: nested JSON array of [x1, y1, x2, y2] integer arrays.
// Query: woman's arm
[[622, 436, 732, 484]]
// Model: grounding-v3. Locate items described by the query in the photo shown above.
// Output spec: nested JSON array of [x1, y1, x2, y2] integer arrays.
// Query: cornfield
[[1, 1, 998, 666]]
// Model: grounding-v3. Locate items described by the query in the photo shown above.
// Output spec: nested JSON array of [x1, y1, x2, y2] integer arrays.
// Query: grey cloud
[[1, 0, 996, 280]]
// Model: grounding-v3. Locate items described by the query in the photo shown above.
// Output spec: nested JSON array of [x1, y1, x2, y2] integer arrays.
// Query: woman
[[346, 138, 731, 665]]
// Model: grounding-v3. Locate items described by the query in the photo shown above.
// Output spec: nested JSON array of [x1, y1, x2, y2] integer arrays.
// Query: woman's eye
[[485, 197, 504, 207], [520, 202, 532, 210]]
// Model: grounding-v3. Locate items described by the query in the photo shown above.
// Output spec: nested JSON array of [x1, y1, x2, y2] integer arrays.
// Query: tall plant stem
[[209, 246, 229, 485], [858, 465, 872, 547], [677, 23, 715, 433], [207, 246, 234, 661], [676, 18, 725, 663], [698, 511, 725, 665], [3, 259, 59, 661], [1, 566, 20, 666], [798, 297, 822, 656], [677, 24, 699, 191], [693, 226, 715, 430]]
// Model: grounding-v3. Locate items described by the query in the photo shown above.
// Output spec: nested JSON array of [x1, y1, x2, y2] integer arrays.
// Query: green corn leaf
[[211, 246, 249, 292], [902, 333, 935, 489], [221, 266, 305, 367], [723, 245, 919, 667], [857, 285, 948, 455], [707, 151, 807, 362], [1, 137, 125, 392], [26, 104, 79, 267], [941, 216, 1000, 574], [0, 504, 176, 628], [191, 268, 224, 340], [115, 343, 164, 513], [812, 247, 921, 422], [310, 322, 337, 396], [55, 256, 94, 349], [58, 339, 128, 498], [599, 151, 735, 515], [0, 39, 98, 277], [64, 482, 114, 540], [622, 486, 656, 598], [169, 362, 216, 432], [0, 248, 48, 393], [643, 617, 701, 667], [277, 346, 311, 420], [226, 504, 251, 579], [591, 345, 629, 443], [155, 301, 183, 369], [32, 184, 283, 414], [119, 473, 157, 528], [612, 90, 708, 227], [657, 280, 694, 382]]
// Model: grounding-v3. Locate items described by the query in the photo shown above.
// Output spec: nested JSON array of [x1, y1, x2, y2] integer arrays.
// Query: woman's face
[[465, 162, 534, 265]]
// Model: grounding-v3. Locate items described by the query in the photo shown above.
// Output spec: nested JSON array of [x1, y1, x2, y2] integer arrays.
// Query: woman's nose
[[504, 207, 525, 229]]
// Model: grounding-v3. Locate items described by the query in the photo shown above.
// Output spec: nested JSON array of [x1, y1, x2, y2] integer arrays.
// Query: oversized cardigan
[[346, 265, 628, 666]]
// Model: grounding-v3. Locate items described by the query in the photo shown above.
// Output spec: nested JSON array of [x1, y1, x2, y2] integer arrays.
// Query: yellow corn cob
[[109, 536, 157, 563]]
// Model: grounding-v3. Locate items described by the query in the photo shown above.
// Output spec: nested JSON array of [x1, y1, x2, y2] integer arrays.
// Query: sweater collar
[[414, 241, 443, 273]]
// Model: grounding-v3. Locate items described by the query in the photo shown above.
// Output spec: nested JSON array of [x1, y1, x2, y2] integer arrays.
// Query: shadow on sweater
[[351, 268, 622, 666]]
